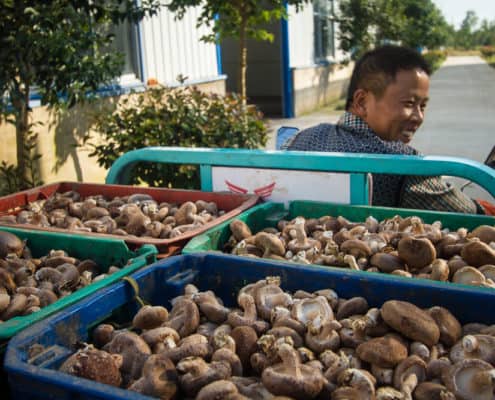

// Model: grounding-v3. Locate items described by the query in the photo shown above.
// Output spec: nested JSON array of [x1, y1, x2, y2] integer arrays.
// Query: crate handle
[[27, 345, 72, 368], [121, 276, 147, 308], [166, 269, 198, 287]]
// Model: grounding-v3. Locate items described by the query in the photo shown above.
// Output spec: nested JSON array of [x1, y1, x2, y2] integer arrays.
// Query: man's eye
[[403, 101, 414, 107]]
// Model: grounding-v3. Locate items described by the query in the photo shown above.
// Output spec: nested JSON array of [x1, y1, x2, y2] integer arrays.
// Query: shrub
[[480, 46, 495, 59], [0, 130, 43, 195], [85, 85, 268, 189], [422, 50, 447, 74]]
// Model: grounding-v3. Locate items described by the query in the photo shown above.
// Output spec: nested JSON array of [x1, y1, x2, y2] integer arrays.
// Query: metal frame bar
[[105, 147, 495, 205]]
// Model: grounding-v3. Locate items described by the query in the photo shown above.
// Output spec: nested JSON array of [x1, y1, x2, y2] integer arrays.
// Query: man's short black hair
[[345, 45, 431, 110]]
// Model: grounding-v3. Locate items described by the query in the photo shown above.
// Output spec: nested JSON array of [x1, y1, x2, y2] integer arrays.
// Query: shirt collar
[[337, 111, 376, 138]]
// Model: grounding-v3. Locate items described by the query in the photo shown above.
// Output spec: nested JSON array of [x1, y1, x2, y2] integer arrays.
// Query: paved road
[[414, 56, 495, 201], [268, 55, 495, 201]]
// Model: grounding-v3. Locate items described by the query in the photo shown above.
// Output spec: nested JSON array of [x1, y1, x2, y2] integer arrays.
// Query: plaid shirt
[[285, 112, 479, 214]]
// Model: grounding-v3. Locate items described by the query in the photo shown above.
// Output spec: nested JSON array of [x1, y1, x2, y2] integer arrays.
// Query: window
[[111, 20, 142, 85], [313, 0, 335, 63]]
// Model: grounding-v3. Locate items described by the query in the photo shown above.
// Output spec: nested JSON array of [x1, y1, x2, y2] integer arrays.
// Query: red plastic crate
[[0, 182, 259, 255]]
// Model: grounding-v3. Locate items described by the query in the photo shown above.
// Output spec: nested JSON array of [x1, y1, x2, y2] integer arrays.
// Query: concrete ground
[[267, 55, 495, 201]]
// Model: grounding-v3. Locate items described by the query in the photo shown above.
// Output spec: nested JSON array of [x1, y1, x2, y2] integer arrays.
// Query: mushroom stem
[[343, 254, 361, 270], [462, 335, 479, 353], [294, 221, 307, 245], [277, 343, 302, 380], [401, 373, 418, 400]]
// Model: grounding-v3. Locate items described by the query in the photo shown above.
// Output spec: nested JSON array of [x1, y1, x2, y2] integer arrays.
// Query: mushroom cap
[[164, 298, 200, 337], [449, 334, 495, 365], [393, 355, 426, 390], [375, 386, 404, 400], [291, 296, 334, 326], [230, 220, 253, 242], [268, 326, 304, 348], [177, 357, 232, 397], [397, 237, 436, 270], [212, 348, 243, 376], [255, 284, 292, 321], [231, 376, 274, 399], [414, 382, 454, 400], [469, 225, 495, 244], [193, 291, 230, 324], [261, 346, 324, 399], [196, 380, 240, 400], [60, 345, 122, 387], [141, 326, 180, 351], [428, 306, 462, 347], [132, 305, 168, 329], [164, 333, 211, 363], [356, 336, 408, 368], [430, 259, 450, 281], [254, 232, 286, 257], [128, 353, 178, 399], [174, 201, 197, 225], [102, 331, 151, 384], [340, 239, 373, 259], [381, 300, 440, 347], [230, 326, 259, 372], [442, 359, 495, 400], [0, 231, 24, 258], [452, 266, 486, 286], [1, 293, 28, 320], [479, 265, 495, 282], [370, 252, 405, 273], [460, 240, 495, 267], [92, 324, 116, 348], [335, 368, 376, 400], [336, 297, 369, 320]]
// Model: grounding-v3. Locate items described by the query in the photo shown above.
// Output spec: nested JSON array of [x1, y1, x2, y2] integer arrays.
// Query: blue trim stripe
[[214, 14, 223, 75], [281, 1, 294, 118], [136, 19, 146, 83]]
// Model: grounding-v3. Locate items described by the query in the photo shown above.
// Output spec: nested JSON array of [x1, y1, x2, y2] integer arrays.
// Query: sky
[[433, 0, 495, 28]]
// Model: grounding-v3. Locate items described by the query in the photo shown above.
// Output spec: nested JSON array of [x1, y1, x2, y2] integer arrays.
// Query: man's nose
[[411, 105, 424, 122]]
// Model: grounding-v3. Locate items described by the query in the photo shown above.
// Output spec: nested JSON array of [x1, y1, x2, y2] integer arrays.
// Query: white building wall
[[140, 6, 219, 85], [288, 1, 346, 67], [288, 3, 315, 68]]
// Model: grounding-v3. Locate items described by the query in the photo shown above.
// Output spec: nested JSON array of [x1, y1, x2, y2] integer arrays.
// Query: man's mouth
[[399, 131, 415, 143]]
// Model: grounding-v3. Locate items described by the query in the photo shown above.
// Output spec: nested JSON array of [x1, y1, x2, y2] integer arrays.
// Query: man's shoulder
[[284, 123, 340, 150]]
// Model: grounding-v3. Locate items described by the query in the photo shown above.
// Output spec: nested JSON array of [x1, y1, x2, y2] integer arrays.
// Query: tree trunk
[[238, 13, 248, 106], [12, 87, 30, 181]]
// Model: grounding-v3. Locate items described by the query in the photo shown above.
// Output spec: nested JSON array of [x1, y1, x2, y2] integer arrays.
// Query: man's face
[[363, 68, 430, 143]]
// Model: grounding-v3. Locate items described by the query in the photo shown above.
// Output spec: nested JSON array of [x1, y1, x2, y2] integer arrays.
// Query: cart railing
[[105, 147, 495, 205]]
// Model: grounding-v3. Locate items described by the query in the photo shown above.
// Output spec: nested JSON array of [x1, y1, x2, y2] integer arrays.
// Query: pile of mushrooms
[[0, 191, 223, 239], [57, 277, 495, 400], [0, 230, 120, 321], [225, 216, 495, 288]]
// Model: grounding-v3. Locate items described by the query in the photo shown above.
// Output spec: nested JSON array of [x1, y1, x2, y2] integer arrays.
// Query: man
[[285, 45, 492, 214]]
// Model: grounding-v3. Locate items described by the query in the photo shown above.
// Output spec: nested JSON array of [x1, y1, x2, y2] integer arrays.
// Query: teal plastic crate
[[0, 226, 157, 342], [183, 200, 495, 255], [5, 253, 495, 399]]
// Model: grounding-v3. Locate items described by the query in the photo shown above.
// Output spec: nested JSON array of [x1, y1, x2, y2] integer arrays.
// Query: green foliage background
[[86, 85, 268, 189]]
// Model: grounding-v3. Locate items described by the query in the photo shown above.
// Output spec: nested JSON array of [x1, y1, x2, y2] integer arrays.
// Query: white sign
[[212, 167, 351, 205]]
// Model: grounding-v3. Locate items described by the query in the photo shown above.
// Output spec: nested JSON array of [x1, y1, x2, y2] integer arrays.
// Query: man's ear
[[351, 89, 368, 118]]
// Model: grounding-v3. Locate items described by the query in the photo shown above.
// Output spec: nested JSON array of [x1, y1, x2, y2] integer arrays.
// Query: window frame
[[313, 0, 336, 64]]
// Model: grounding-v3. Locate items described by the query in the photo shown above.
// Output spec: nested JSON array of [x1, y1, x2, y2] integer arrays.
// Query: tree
[[166, 0, 309, 105], [0, 0, 160, 185], [456, 10, 478, 49], [400, 0, 449, 50], [337, 0, 378, 59], [337, 0, 449, 58]]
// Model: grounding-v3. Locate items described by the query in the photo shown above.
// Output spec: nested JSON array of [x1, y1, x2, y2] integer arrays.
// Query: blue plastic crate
[[5, 253, 495, 399]]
